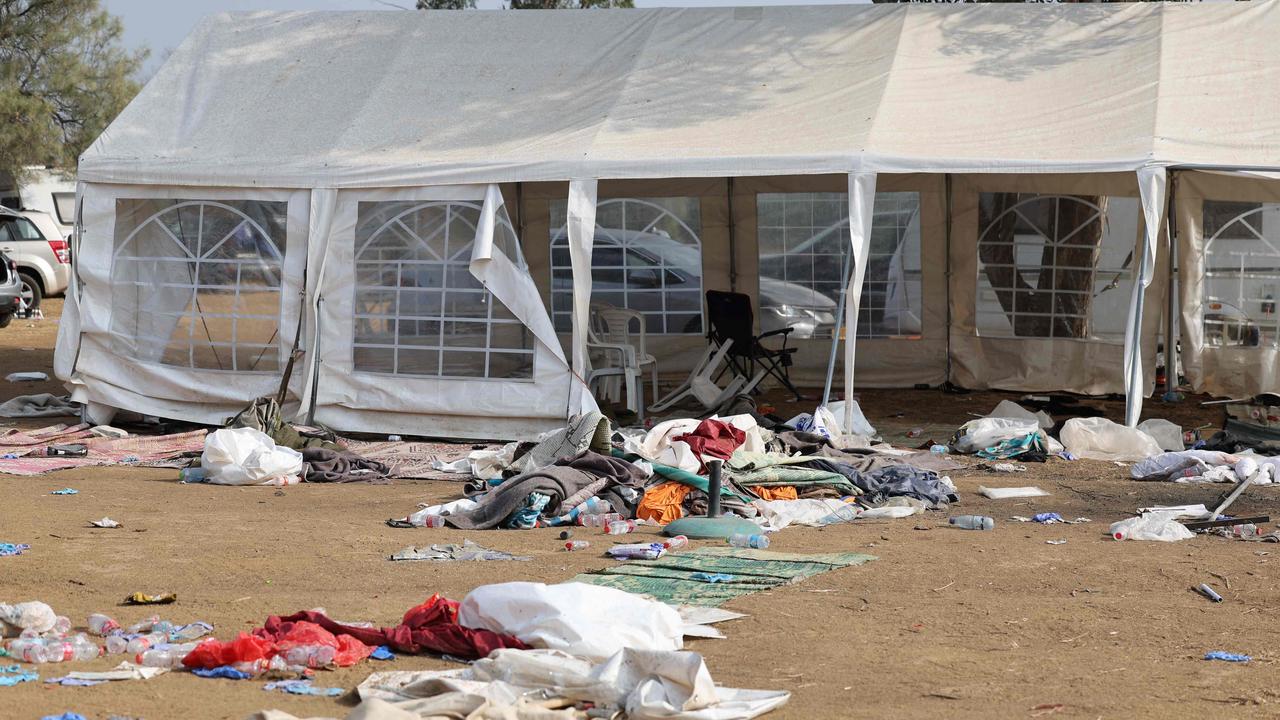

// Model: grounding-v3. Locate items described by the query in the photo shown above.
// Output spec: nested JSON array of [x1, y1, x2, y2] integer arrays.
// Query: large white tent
[[57, 3, 1280, 438]]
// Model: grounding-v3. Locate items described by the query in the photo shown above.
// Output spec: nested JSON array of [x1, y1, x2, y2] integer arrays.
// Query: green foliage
[[0, 0, 145, 181], [507, 0, 633, 6], [416, 0, 477, 8]]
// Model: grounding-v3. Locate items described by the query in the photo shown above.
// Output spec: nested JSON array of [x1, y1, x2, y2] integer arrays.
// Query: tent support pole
[[944, 174, 954, 388], [305, 297, 322, 426], [1165, 172, 1179, 399], [727, 178, 737, 292]]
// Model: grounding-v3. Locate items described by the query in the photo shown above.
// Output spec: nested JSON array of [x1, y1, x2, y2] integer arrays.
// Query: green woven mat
[[572, 547, 876, 606]]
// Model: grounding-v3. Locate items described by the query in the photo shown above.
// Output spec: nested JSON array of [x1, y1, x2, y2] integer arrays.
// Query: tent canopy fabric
[[81, 2, 1280, 189]]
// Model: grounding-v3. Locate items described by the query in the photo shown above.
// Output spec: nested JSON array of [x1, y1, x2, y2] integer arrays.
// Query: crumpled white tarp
[[987, 400, 1053, 430], [1059, 417, 1163, 462], [458, 582, 684, 662], [751, 499, 854, 531], [249, 647, 789, 720], [1130, 450, 1239, 482], [404, 498, 480, 527], [63, 662, 168, 682], [430, 443, 516, 480], [953, 417, 1044, 455], [1136, 418, 1184, 452], [201, 427, 303, 486]]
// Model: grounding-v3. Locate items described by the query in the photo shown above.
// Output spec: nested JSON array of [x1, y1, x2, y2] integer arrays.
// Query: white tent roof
[[81, 2, 1280, 188]]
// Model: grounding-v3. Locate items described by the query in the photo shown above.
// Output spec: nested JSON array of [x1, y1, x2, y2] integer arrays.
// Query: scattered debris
[[89, 518, 121, 529], [1046, 540, 1067, 545], [1196, 584, 1224, 603], [5, 372, 48, 383], [389, 540, 531, 562], [263, 679, 343, 697], [0, 543, 31, 557], [978, 486, 1049, 499], [1204, 651, 1251, 663], [122, 592, 177, 606], [49, 488, 77, 495]]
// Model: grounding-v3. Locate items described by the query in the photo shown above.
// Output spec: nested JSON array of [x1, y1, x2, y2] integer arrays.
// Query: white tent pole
[[1126, 167, 1168, 427], [566, 179, 599, 416], [843, 172, 878, 431], [299, 188, 338, 425]]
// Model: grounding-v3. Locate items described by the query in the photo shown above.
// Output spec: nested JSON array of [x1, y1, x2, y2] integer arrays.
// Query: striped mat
[[573, 547, 876, 606], [0, 428, 208, 476]]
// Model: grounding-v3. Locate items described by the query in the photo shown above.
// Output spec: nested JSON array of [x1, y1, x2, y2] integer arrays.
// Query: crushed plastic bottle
[[578, 512, 623, 528], [104, 634, 131, 654], [42, 635, 100, 662], [1228, 523, 1259, 539], [604, 520, 637, 535], [421, 515, 445, 528], [126, 615, 162, 634], [8, 638, 50, 663], [126, 632, 169, 655], [87, 613, 121, 636], [179, 466, 208, 483], [728, 533, 770, 549], [606, 543, 666, 560], [949, 515, 995, 530], [563, 540, 590, 551], [137, 643, 198, 668], [580, 497, 613, 514], [929, 444, 949, 455], [51, 616, 72, 635], [661, 535, 688, 551]]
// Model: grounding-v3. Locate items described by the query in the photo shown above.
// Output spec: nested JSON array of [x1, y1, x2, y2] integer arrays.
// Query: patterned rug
[[343, 440, 498, 480], [573, 547, 877, 606], [0, 427, 208, 476]]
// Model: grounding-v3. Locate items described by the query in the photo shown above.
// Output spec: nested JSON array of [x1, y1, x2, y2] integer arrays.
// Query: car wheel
[[18, 271, 41, 310], [0, 313, 10, 329]]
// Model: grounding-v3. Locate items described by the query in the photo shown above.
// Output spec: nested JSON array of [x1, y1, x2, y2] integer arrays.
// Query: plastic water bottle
[[281, 644, 336, 668], [169, 622, 213, 642], [126, 632, 168, 655], [662, 535, 688, 550], [949, 515, 995, 530], [605, 520, 637, 535], [728, 533, 770, 549], [563, 540, 590, 551], [581, 497, 613, 514], [1229, 523, 1259, 539], [9, 638, 50, 663], [817, 502, 861, 526], [88, 613, 120, 636], [421, 515, 445, 528], [105, 633, 132, 654], [137, 643, 196, 668], [44, 635, 100, 662], [929, 444, 949, 454], [127, 615, 161, 634], [51, 616, 72, 635], [179, 466, 208, 483]]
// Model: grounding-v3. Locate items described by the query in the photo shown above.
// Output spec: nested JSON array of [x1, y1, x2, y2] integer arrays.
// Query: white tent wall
[[1177, 171, 1280, 398], [308, 184, 575, 439], [947, 172, 1165, 397], [56, 183, 310, 425]]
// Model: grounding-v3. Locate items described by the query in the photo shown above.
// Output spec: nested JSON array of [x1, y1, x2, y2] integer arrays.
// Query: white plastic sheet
[[952, 417, 1040, 455], [201, 427, 303, 486], [1136, 419, 1184, 452], [1109, 512, 1195, 542], [1059, 417, 1162, 462], [458, 582, 684, 662]]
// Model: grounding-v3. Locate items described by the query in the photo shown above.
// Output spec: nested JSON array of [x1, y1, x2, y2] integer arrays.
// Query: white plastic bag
[[0, 600, 56, 636], [1060, 417, 1163, 462], [1130, 450, 1236, 482], [1137, 418, 1184, 452], [458, 582, 684, 661], [1109, 511, 1195, 542], [201, 427, 303, 486], [987, 400, 1053, 429], [953, 417, 1040, 454]]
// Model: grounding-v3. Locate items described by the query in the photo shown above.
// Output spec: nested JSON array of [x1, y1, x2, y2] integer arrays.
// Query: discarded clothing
[[389, 540, 530, 562], [672, 419, 746, 471], [1204, 651, 1251, 663], [506, 411, 610, 477], [0, 664, 37, 686], [750, 485, 797, 501], [193, 666, 253, 680], [805, 460, 954, 508], [255, 595, 527, 661], [500, 491, 551, 529], [637, 481, 694, 524], [0, 543, 30, 557], [300, 447, 388, 483], [752, 498, 857, 530], [446, 451, 646, 530], [264, 679, 343, 697], [0, 393, 78, 418]]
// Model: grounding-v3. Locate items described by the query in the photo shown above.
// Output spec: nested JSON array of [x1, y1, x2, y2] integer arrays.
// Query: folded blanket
[[300, 447, 389, 483]]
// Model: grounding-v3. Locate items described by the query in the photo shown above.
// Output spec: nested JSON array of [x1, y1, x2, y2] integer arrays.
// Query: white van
[[0, 166, 76, 239]]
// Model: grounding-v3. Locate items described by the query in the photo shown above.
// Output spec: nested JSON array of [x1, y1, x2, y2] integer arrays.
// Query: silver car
[[0, 251, 23, 328]]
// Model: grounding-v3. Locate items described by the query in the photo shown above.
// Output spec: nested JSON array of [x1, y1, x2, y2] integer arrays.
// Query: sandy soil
[[3, 303, 1279, 720]]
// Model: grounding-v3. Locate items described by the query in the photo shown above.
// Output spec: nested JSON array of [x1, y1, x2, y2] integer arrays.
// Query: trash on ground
[[1196, 584, 1224, 603], [1110, 512, 1196, 542], [1204, 651, 1250, 663], [689, 572, 736, 583], [5, 372, 49, 383], [981, 462, 1026, 473], [263, 679, 343, 696], [1137, 503, 1212, 519], [0, 601, 56, 635], [949, 515, 994, 530], [1060, 417, 1163, 462], [89, 517, 121, 529], [388, 540, 530, 562], [369, 646, 394, 661], [978, 486, 1049, 499], [1032, 513, 1064, 524], [0, 394, 78, 418], [0, 543, 31, 557], [201, 427, 303, 486], [0, 664, 38, 686], [47, 663, 168, 683], [1046, 540, 1067, 545], [49, 488, 77, 495], [606, 542, 667, 560], [123, 592, 177, 605]]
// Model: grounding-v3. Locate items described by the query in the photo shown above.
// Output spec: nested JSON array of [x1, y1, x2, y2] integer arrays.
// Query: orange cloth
[[637, 481, 693, 524], [750, 486, 798, 501]]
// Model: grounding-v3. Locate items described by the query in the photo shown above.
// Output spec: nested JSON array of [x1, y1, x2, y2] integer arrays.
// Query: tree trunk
[[978, 193, 1107, 338]]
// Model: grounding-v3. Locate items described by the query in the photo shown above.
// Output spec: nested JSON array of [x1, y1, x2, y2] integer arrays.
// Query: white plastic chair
[[649, 338, 757, 414], [586, 304, 658, 420]]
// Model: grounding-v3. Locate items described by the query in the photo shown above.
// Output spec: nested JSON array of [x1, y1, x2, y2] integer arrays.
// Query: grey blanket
[[0, 393, 79, 418], [505, 411, 610, 477], [447, 450, 646, 530], [804, 459, 955, 508], [301, 447, 389, 483]]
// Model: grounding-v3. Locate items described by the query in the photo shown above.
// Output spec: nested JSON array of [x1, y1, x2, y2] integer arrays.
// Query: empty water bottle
[[605, 520, 637, 535], [281, 644, 336, 668], [929, 444, 949, 455], [728, 533, 769, 549], [126, 632, 168, 655], [44, 635, 100, 662], [51, 616, 72, 635], [563, 540, 590, 551], [179, 466, 208, 483], [87, 613, 120, 636], [1229, 523, 1259, 539], [662, 535, 688, 550], [421, 515, 445, 528], [9, 638, 49, 664], [817, 502, 861, 526], [138, 643, 197, 668], [127, 615, 161, 634], [581, 497, 613, 514], [949, 515, 995, 531], [105, 633, 132, 654]]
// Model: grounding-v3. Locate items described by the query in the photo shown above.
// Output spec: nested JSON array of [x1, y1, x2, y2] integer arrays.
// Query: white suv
[[0, 207, 70, 310]]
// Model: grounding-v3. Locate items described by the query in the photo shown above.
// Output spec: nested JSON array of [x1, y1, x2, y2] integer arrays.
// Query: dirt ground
[[5, 302, 1280, 720]]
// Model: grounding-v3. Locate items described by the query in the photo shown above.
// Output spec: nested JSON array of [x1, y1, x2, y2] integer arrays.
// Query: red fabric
[[183, 632, 274, 669], [255, 594, 527, 660], [673, 419, 745, 471]]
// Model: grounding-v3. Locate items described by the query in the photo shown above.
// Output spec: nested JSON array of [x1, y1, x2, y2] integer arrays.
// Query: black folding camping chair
[[704, 290, 804, 401]]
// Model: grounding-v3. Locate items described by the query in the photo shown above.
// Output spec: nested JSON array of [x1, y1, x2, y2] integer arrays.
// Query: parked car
[[0, 166, 76, 239], [0, 206, 70, 310], [0, 250, 23, 328]]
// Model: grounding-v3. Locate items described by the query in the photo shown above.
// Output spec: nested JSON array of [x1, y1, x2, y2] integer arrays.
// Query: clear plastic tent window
[[549, 197, 703, 336], [109, 198, 286, 372], [352, 200, 534, 380], [976, 193, 1138, 343], [1202, 199, 1280, 350], [757, 191, 922, 340]]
